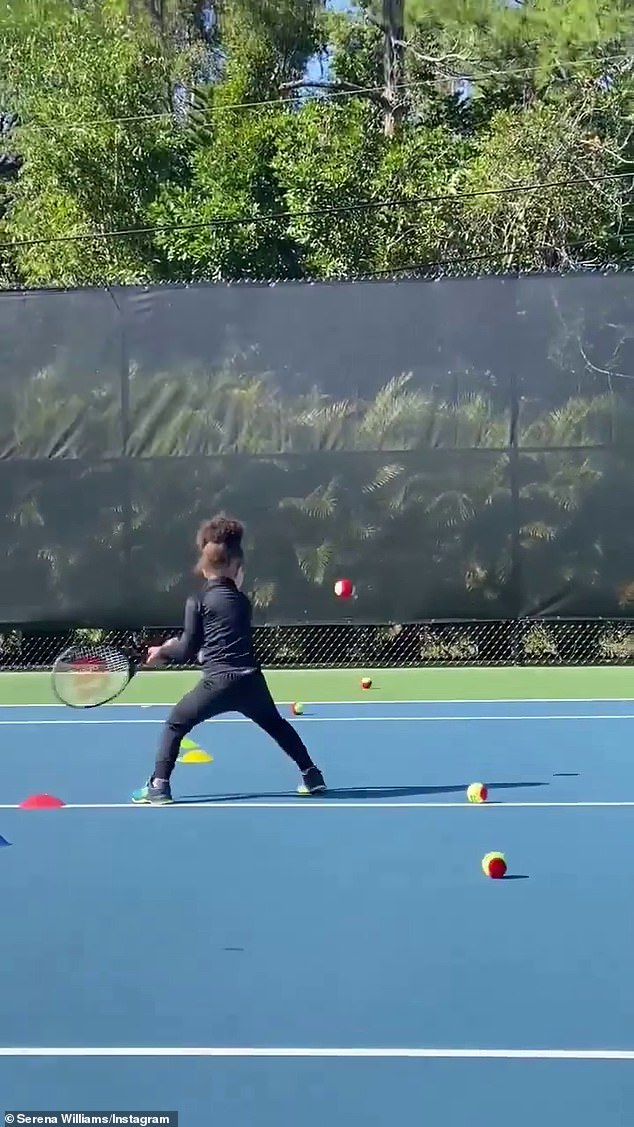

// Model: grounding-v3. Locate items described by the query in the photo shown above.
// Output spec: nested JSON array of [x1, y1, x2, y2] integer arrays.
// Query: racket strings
[[65, 645, 129, 673], [53, 644, 134, 707]]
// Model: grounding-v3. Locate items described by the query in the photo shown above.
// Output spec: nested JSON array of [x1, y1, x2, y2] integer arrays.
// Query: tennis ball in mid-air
[[361, 677, 372, 690], [291, 702, 304, 716], [482, 852, 507, 879], [334, 578, 354, 598], [467, 782, 488, 803]]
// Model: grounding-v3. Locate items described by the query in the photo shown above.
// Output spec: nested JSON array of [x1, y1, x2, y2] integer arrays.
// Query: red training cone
[[19, 794, 66, 809]]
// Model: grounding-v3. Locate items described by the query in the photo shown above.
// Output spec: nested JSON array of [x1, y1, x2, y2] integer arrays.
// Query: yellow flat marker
[[178, 749, 213, 764], [180, 738, 199, 751]]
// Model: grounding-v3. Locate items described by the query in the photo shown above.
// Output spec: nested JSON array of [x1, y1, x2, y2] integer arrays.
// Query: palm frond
[[295, 542, 334, 584], [279, 479, 338, 519], [362, 463, 405, 494], [520, 521, 557, 542]]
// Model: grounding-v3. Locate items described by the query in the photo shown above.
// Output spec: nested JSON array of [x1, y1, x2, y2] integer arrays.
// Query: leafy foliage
[[0, 0, 193, 284], [0, 0, 631, 283]]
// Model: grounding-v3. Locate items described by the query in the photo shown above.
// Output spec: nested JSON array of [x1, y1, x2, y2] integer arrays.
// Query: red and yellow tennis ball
[[291, 702, 304, 716], [482, 852, 507, 879], [334, 578, 354, 598], [361, 677, 372, 690], [467, 782, 488, 803]]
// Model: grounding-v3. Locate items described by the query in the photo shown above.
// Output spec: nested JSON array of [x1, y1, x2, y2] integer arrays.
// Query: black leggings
[[153, 670, 315, 781]]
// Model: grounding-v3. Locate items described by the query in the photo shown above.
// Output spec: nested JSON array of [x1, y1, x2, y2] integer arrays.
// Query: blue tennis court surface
[[0, 698, 633, 1125]]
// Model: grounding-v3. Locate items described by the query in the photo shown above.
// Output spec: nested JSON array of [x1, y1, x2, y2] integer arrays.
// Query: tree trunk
[[382, 0, 404, 138]]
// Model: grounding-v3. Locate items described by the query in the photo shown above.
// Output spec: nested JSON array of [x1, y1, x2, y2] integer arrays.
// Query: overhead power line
[[360, 235, 634, 277], [0, 171, 630, 253], [9, 52, 632, 133]]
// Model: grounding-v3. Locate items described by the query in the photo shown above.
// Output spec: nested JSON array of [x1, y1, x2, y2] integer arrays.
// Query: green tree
[[0, 0, 193, 285], [1, 0, 631, 284], [402, 0, 632, 107]]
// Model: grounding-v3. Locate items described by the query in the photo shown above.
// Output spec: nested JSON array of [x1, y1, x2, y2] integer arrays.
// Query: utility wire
[[7, 52, 631, 133], [0, 171, 630, 253]]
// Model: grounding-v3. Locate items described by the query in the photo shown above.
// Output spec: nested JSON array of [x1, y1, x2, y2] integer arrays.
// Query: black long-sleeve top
[[164, 578, 259, 676]]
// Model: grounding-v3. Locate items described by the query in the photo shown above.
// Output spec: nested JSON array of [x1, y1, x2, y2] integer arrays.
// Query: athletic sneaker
[[297, 766, 326, 795], [131, 778, 173, 805]]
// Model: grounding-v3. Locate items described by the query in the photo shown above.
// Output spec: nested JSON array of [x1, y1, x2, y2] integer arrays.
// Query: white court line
[[2, 800, 634, 809], [0, 696, 633, 708], [0, 1046, 632, 1059], [1, 714, 634, 726]]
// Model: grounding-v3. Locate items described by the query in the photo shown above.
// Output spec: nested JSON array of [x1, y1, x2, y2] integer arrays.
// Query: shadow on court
[[177, 781, 548, 804]]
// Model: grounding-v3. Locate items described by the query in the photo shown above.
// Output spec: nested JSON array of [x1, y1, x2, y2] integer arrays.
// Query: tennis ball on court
[[482, 852, 507, 879], [361, 677, 372, 690], [291, 702, 304, 716], [467, 782, 488, 803]]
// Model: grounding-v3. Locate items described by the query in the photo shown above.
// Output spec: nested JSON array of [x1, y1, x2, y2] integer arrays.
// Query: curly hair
[[195, 515, 244, 574]]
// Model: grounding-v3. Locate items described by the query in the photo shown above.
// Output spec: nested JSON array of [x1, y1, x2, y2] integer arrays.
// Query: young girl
[[132, 516, 326, 805]]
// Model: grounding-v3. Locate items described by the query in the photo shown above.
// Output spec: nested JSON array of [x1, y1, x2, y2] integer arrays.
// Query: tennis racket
[[51, 641, 147, 709]]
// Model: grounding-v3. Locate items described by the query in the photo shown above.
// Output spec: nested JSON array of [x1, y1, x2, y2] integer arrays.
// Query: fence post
[[509, 283, 523, 664], [119, 292, 134, 619]]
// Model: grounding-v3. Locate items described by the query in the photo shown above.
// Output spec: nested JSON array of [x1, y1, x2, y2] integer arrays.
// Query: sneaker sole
[[131, 795, 173, 805], [297, 784, 327, 796]]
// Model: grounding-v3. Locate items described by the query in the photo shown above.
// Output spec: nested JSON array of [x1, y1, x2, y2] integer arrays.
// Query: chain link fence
[[1, 620, 634, 671]]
